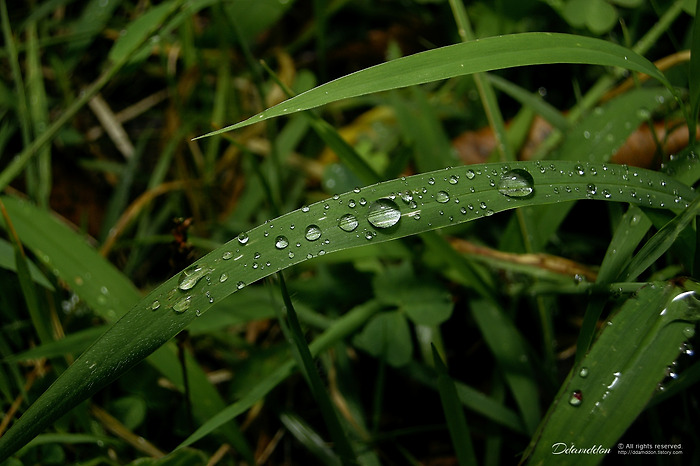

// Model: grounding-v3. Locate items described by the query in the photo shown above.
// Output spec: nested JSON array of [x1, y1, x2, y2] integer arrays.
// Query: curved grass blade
[[523, 283, 700, 465], [432, 345, 477, 466], [0, 160, 695, 460], [195, 32, 670, 139]]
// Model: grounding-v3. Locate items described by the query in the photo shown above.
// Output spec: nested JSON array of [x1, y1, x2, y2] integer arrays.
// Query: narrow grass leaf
[[487, 74, 569, 131], [178, 301, 382, 449], [275, 275, 357, 464], [689, 0, 700, 142], [470, 298, 541, 434], [195, 33, 670, 139], [524, 283, 700, 465], [107, 1, 181, 64], [279, 412, 342, 466], [0, 160, 695, 460], [432, 345, 478, 466], [622, 194, 700, 281]]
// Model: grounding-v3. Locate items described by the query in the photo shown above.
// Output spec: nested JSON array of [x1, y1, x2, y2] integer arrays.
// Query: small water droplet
[[348, 199, 356, 208], [206, 291, 214, 303], [219, 273, 228, 283], [683, 326, 695, 339], [435, 191, 450, 203], [195, 309, 202, 317], [222, 251, 233, 260], [579, 367, 589, 378], [583, 130, 591, 139], [288, 251, 295, 259], [237, 232, 249, 245], [569, 390, 583, 406], [173, 295, 191, 313], [367, 199, 401, 229], [353, 187, 361, 193], [448, 175, 459, 185], [338, 213, 359, 232], [575, 164, 585, 176], [586, 183, 597, 196], [151, 300, 160, 310], [681, 342, 694, 356], [237, 281, 246, 290], [178, 265, 211, 291], [428, 177, 435, 185], [305, 225, 322, 241], [497, 169, 535, 199], [466, 169, 476, 180], [275, 235, 289, 249]]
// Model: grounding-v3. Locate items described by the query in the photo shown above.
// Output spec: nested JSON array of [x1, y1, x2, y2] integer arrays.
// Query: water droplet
[[178, 265, 211, 291], [301, 205, 310, 213], [586, 183, 597, 196], [151, 300, 160, 310], [448, 175, 459, 185], [665, 365, 678, 379], [254, 252, 261, 259], [569, 390, 583, 406], [400, 191, 413, 204], [348, 199, 356, 208], [237, 232, 249, 245], [288, 251, 295, 259], [353, 187, 361, 193], [497, 169, 535, 199], [219, 273, 228, 283], [681, 342, 694, 356], [236, 281, 246, 290], [275, 235, 289, 249], [206, 291, 214, 303], [583, 130, 591, 139], [428, 177, 435, 185], [460, 207, 467, 214], [338, 213, 359, 232], [367, 199, 401, 229], [173, 295, 191, 313], [435, 191, 450, 203], [195, 309, 202, 317], [305, 225, 322, 241], [466, 169, 476, 180], [222, 251, 233, 260], [683, 326, 695, 339], [579, 367, 589, 378]]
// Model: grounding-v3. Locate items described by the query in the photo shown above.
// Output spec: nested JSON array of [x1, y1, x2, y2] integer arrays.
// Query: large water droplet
[[173, 295, 191, 313], [435, 191, 450, 203], [237, 232, 249, 245], [275, 235, 289, 249], [497, 169, 535, 199], [367, 199, 401, 229], [305, 225, 322, 241], [569, 390, 583, 406], [178, 265, 211, 291], [338, 213, 359, 232]]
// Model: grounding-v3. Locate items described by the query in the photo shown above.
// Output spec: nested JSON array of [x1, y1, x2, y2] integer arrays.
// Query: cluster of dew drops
[[147, 166, 536, 317], [568, 321, 696, 409], [149, 161, 692, 318]]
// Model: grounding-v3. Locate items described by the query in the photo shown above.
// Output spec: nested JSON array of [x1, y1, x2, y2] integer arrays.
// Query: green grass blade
[[275, 274, 357, 464], [524, 283, 700, 465], [432, 345, 477, 466], [0, 160, 695, 460], [177, 301, 382, 449], [195, 32, 670, 139], [622, 194, 700, 281], [470, 299, 541, 435], [689, 0, 700, 143]]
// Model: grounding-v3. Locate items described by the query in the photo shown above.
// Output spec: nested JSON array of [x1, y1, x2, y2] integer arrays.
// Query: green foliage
[[0, 0, 699, 464]]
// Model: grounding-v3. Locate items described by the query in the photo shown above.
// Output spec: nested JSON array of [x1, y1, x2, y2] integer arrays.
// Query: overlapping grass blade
[[524, 283, 700, 465], [0, 160, 695, 460], [195, 32, 671, 139]]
